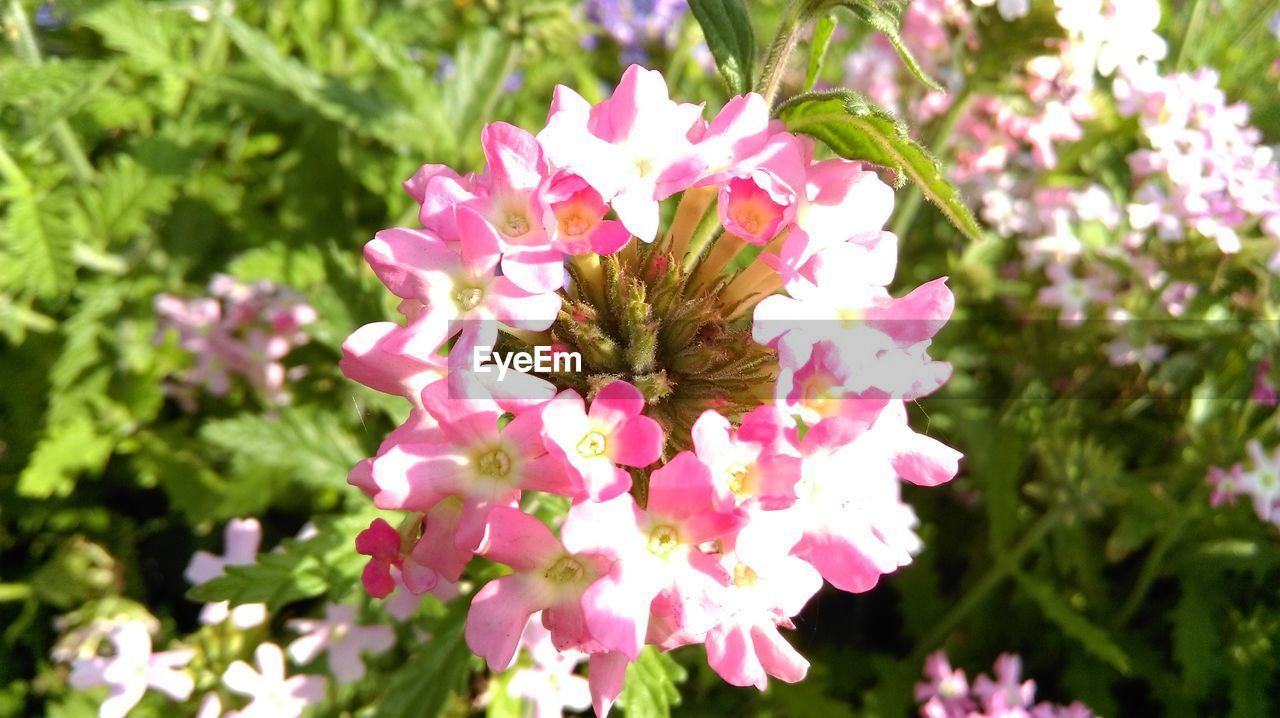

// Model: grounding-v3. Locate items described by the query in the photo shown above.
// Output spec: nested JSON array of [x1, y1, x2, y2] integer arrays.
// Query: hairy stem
[[5, 0, 96, 184], [755, 0, 808, 106]]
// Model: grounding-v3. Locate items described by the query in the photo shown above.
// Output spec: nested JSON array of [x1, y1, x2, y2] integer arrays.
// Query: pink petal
[[465, 576, 548, 671], [751, 623, 809, 683], [589, 380, 645, 427], [588, 651, 630, 718], [477, 507, 563, 572], [364, 228, 457, 300], [610, 416, 663, 467], [501, 246, 567, 294], [645, 452, 714, 520]]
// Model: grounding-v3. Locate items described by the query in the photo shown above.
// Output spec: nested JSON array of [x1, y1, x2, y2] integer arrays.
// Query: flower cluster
[[58, 519, 402, 718], [154, 274, 316, 405], [1208, 440, 1280, 530], [915, 652, 1093, 718], [1116, 66, 1280, 260], [342, 64, 961, 714]]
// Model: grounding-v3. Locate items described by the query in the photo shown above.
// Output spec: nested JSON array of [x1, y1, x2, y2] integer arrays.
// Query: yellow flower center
[[544, 555, 587, 584], [576, 431, 607, 459], [476, 448, 512, 478], [647, 525, 680, 557]]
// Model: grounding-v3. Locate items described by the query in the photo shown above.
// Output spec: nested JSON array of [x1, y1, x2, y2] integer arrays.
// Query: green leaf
[[83, 0, 183, 74], [186, 514, 368, 609], [1014, 572, 1131, 675], [825, 0, 942, 91], [442, 30, 514, 163], [16, 416, 115, 498], [375, 600, 472, 718], [689, 0, 756, 96], [777, 90, 983, 242], [620, 646, 687, 717], [0, 173, 76, 300], [804, 14, 838, 92], [1172, 574, 1219, 694], [200, 407, 366, 490], [217, 14, 419, 150], [80, 156, 176, 247]]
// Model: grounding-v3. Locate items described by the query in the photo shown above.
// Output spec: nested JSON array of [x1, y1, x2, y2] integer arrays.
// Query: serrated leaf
[[620, 646, 687, 717], [1172, 574, 1219, 693], [217, 14, 420, 150], [443, 30, 513, 162], [200, 407, 366, 490], [689, 0, 756, 96], [186, 514, 368, 609], [0, 176, 76, 300], [777, 90, 983, 242], [83, 0, 183, 73], [804, 14, 838, 92], [826, 0, 942, 91], [1014, 572, 1131, 675], [16, 416, 115, 498], [375, 600, 472, 718], [80, 156, 176, 247]]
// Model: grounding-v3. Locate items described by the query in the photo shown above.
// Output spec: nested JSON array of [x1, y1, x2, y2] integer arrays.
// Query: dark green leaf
[[375, 600, 473, 718], [689, 0, 756, 96], [777, 90, 984, 242], [1015, 572, 1131, 675]]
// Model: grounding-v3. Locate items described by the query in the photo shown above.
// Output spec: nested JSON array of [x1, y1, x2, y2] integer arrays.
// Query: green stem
[[474, 40, 519, 130], [755, 0, 808, 106], [907, 508, 1062, 664], [888, 89, 973, 239], [5, 0, 95, 184], [681, 199, 723, 272], [1174, 0, 1209, 71], [1116, 497, 1199, 625]]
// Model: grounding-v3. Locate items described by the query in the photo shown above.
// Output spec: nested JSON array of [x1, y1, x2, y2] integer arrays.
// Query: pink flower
[[502, 617, 592, 718], [1252, 358, 1277, 406], [701, 512, 820, 689], [368, 382, 570, 544], [540, 381, 664, 500], [544, 172, 632, 256], [464, 507, 614, 670], [781, 421, 926, 593], [1036, 263, 1112, 325], [222, 643, 325, 718], [538, 65, 704, 241], [185, 518, 267, 628], [915, 651, 973, 718], [287, 603, 395, 684], [559, 452, 745, 659], [690, 407, 801, 510], [355, 518, 436, 599], [68, 622, 194, 718], [362, 222, 561, 359], [973, 654, 1036, 712]]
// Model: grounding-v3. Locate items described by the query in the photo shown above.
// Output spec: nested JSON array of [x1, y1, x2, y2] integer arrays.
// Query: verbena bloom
[[154, 274, 315, 405], [222, 643, 324, 718], [341, 65, 962, 707], [915, 651, 1093, 718], [185, 517, 267, 628], [287, 603, 395, 684], [538, 65, 705, 242], [540, 381, 663, 500], [502, 618, 592, 718], [1206, 441, 1280, 528], [68, 622, 194, 718]]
